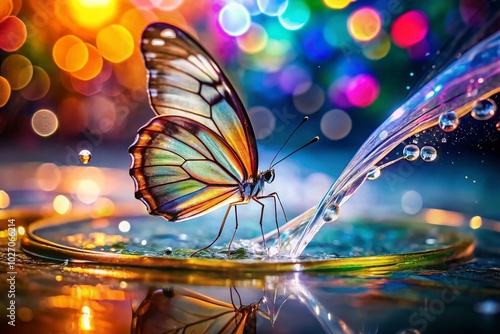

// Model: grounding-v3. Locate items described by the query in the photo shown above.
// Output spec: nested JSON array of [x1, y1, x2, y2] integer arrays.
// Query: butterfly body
[[129, 23, 285, 253]]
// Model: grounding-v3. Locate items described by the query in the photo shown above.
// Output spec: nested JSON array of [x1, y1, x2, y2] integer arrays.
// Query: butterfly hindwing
[[141, 22, 258, 178], [130, 116, 247, 221]]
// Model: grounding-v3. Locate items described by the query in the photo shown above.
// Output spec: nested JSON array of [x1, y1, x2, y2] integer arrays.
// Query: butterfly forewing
[[141, 23, 258, 177]]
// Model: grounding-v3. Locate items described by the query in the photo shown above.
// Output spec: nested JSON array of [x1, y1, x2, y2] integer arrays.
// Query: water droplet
[[471, 98, 496, 121], [438, 111, 459, 132], [403, 144, 420, 161], [78, 149, 92, 164], [420, 146, 437, 162], [322, 203, 340, 223], [366, 167, 381, 180], [165, 247, 172, 255]]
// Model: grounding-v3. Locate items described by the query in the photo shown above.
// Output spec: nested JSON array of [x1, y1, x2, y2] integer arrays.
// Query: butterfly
[[132, 287, 268, 334], [129, 22, 304, 255]]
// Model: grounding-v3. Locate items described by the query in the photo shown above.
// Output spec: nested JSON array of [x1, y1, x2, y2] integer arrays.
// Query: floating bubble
[[471, 98, 496, 120], [31, 109, 59, 137], [347, 7, 381, 42], [403, 144, 420, 161], [0, 76, 10, 107], [438, 110, 459, 132], [0, 15, 27, 52], [496, 121, 500, 131], [97, 25, 134, 63], [79, 150, 92, 164], [420, 146, 437, 162], [219, 3, 251, 37], [366, 167, 381, 180], [322, 203, 340, 222]]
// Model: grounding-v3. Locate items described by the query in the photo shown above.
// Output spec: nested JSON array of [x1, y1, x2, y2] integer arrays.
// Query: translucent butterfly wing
[[141, 22, 258, 178], [132, 288, 259, 334], [130, 116, 248, 221]]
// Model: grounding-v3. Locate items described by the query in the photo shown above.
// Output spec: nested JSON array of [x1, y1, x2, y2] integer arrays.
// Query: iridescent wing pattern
[[129, 23, 259, 221]]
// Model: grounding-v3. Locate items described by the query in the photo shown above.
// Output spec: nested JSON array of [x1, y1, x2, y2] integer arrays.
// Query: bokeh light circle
[[323, 0, 351, 9], [53, 35, 89, 72], [320, 109, 352, 140], [0, 15, 27, 52], [0, 0, 14, 19], [401, 190, 423, 214], [96, 24, 134, 63], [279, 64, 311, 94], [1, 54, 33, 90], [0, 76, 11, 107], [20, 66, 51, 101], [53, 195, 71, 215], [72, 43, 103, 80], [362, 31, 391, 60], [348, 7, 381, 42], [219, 3, 251, 37], [391, 10, 429, 48], [236, 23, 268, 54], [293, 83, 325, 114], [31, 109, 59, 137], [279, 0, 310, 30], [68, 0, 117, 29], [248, 106, 276, 140], [154, 0, 183, 10], [258, 0, 288, 16], [345, 74, 380, 107]]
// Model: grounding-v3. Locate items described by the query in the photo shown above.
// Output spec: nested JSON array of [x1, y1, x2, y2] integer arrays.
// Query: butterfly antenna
[[269, 116, 310, 168], [271, 136, 319, 168]]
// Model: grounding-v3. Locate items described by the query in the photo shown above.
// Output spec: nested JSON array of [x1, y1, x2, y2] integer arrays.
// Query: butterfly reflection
[[132, 287, 268, 334], [129, 23, 293, 255]]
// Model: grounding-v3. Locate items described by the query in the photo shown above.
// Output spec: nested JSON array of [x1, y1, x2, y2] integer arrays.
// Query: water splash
[[263, 23, 500, 257]]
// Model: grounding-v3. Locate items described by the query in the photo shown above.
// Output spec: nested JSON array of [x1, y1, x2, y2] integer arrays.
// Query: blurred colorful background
[[0, 0, 499, 222]]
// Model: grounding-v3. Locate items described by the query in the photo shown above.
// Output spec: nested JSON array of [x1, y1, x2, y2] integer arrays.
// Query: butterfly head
[[263, 169, 275, 184]]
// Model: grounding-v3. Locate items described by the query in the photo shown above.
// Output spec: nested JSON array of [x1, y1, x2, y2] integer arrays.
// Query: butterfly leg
[[251, 197, 267, 250], [189, 200, 248, 257], [189, 204, 233, 257], [255, 192, 287, 251]]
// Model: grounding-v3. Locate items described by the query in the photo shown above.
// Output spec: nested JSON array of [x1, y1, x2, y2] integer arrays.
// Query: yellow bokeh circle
[[96, 24, 134, 63]]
